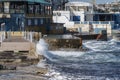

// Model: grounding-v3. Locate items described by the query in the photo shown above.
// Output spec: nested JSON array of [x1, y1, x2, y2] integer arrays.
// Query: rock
[[5, 66, 16, 70], [0, 64, 16, 70], [36, 68, 48, 75], [13, 59, 22, 63]]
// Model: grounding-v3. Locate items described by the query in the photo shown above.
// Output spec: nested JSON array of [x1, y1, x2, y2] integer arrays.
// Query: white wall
[[70, 11, 85, 22], [92, 24, 112, 35], [53, 11, 70, 23]]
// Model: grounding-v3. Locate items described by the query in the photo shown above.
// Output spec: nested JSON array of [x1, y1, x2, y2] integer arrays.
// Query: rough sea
[[36, 39, 120, 80]]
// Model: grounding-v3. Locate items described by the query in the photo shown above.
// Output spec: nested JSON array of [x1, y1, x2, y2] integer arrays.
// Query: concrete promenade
[[0, 32, 36, 52]]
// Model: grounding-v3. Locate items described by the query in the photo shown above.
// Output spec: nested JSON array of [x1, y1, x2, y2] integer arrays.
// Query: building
[[97, 1, 120, 13], [53, 1, 93, 25], [0, 0, 53, 34], [48, 0, 68, 10], [52, 1, 115, 35]]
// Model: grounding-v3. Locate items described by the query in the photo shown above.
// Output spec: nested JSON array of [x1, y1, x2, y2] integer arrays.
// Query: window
[[35, 5, 39, 14], [73, 16, 80, 21], [28, 5, 34, 13], [40, 19, 43, 24], [35, 19, 38, 25], [28, 19, 31, 26], [4, 2, 10, 13]]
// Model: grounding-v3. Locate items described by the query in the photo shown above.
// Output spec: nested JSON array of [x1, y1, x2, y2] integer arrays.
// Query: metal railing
[[0, 31, 5, 43], [22, 31, 42, 42], [75, 21, 115, 25]]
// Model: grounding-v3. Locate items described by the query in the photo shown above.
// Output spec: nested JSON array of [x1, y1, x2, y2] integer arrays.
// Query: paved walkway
[[3, 37, 28, 42], [0, 36, 33, 52]]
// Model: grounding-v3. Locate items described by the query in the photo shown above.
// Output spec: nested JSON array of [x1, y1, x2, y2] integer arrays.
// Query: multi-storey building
[[0, 0, 52, 34], [46, 0, 68, 10]]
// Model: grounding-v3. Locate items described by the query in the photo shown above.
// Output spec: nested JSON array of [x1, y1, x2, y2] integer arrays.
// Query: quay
[[43, 35, 83, 51], [74, 30, 107, 41], [0, 31, 41, 53]]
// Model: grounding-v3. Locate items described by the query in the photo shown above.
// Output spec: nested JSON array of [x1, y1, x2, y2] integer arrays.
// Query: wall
[[53, 11, 70, 23], [70, 11, 85, 22]]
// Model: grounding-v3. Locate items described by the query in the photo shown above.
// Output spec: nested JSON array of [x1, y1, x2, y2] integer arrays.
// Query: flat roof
[[65, 1, 93, 7], [85, 13, 120, 15], [0, 0, 51, 4]]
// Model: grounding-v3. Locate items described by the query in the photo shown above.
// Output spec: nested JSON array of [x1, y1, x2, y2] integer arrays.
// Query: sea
[[36, 38, 120, 80]]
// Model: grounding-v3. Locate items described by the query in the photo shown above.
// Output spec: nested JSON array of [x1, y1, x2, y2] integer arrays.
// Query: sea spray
[[36, 38, 48, 55], [36, 39, 120, 80], [36, 38, 60, 62], [84, 40, 120, 52], [36, 39, 120, 63]]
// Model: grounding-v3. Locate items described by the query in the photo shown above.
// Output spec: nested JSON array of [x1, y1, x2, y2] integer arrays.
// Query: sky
[[73, 0, 117, 4], [96, 0, 114, 4], [68, 0, 119, 4]]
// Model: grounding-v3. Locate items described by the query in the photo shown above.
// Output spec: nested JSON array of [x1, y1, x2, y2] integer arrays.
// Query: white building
[[53, 1, 93, 27], [53, 1, 114, 35]]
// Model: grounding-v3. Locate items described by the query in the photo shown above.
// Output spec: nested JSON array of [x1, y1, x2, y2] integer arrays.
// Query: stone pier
[[0, 36, 34, 52], [43, 35, 82, 50]]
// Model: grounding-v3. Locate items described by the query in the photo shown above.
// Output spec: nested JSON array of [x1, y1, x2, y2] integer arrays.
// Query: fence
[[0, 31, 5, 43], [22, 31, 42, 42]]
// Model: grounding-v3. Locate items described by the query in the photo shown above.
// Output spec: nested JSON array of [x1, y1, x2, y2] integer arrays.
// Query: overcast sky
[[69, 0, 118, 4], [96, 0, 115, 4]]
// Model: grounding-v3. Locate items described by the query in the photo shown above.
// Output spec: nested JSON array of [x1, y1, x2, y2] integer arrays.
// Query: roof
[[0, 0, 51, 4], [65, 1, 93, 7]]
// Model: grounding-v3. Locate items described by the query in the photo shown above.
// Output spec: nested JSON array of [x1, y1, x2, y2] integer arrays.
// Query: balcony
[[75, 21, 114, 25], [9, 9, 25, 13], [25, 13, 52, 18]]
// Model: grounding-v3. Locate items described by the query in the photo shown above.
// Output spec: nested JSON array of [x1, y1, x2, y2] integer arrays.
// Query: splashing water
[[36, 39, 120, 63], [36, 39, 120, 80]]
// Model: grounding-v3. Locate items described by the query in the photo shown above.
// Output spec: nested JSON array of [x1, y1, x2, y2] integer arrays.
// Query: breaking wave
[[36, 38, 120, 80], [36, 39, 120, 63]]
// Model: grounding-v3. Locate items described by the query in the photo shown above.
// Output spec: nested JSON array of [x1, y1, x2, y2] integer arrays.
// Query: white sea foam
[[36, 39, 120, 63], [36, 39, 120, 80], [83, 40, 120, 52]]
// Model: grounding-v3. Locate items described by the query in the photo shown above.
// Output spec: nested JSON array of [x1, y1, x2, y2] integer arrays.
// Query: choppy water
[[36, 39, 120, 80]]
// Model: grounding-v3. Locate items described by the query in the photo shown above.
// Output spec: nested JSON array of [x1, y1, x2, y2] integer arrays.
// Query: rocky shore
[[0, 51, 48, 80]]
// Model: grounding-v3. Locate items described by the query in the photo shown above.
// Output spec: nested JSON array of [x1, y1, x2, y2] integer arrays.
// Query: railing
[[25, 13, 52, 18], [74, 21, 115, 25], [22, 31, 42, 42], [9, 9, 24, 13], [0, 31, 5, 43]]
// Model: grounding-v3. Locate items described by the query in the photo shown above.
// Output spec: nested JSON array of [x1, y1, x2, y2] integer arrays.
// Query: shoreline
[[0, 51, 49, 80]]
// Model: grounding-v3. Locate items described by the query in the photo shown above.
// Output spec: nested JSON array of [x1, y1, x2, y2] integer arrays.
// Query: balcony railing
[[75, 21, 114, 25], [10, 9, 24, 13], [25, 13, 52, 18]]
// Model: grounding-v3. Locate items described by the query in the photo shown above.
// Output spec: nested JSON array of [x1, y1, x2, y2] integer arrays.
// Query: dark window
[[73, 16, 80, 21]]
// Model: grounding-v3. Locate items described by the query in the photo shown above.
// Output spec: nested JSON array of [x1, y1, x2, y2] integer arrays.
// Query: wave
[[36, 39, 120, 80], [36, 39, 120, 63]]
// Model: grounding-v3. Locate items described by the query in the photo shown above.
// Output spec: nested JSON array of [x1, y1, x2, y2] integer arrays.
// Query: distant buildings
[[52, 1, 120, 35], [1, 0, 120, 35], [97, 1, 120, 13]]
